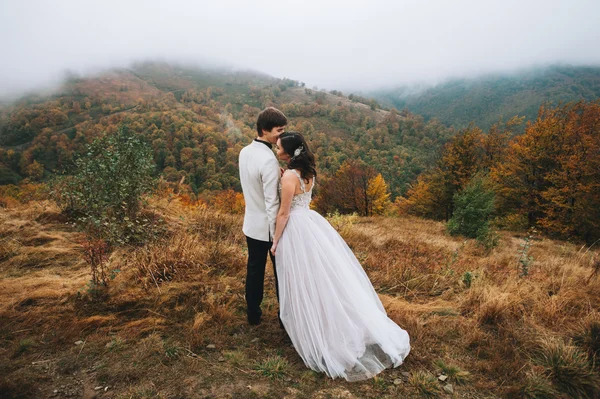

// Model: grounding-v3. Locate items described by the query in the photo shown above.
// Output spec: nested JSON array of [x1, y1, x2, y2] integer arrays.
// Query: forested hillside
[[2, 62, 599, 242], [0, 62, 453, 199], [373, 65, 600, 130]]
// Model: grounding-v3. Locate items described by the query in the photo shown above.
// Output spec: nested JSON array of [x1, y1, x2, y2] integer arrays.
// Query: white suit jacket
[[239, 140, 280, 242]]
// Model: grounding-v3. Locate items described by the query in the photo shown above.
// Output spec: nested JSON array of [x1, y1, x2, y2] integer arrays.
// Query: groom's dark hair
[[256, 107, 287, 136]]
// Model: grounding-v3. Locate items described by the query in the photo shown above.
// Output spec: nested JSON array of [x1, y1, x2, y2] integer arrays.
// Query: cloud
[[1, 0, 599, 97]]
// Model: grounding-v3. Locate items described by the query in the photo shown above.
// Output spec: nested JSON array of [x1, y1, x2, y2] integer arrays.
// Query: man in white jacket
[[238, 107, 287, 325]]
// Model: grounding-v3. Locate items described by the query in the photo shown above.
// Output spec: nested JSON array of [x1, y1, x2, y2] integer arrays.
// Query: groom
[[238, 107, 287, 326]]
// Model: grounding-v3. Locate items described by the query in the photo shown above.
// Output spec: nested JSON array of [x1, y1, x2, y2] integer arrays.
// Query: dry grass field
[[1, 197, 599, 398]]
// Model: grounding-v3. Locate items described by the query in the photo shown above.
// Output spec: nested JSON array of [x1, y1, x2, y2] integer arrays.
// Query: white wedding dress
[[276, 169, 410, 381]]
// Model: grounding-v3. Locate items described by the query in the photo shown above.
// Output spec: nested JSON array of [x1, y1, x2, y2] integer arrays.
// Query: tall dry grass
[[341, 215, 600, 395], [1, 196, 599, 398]]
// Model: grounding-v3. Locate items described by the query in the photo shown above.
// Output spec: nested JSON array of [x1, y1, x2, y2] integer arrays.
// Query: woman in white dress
[[270, 132, 410, 381]]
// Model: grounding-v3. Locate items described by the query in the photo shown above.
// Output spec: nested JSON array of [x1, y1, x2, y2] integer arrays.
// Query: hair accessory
[[293, 145, 304, 158]]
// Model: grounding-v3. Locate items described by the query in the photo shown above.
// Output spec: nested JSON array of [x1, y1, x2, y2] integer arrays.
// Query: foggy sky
[[1, 0, 600, 98]]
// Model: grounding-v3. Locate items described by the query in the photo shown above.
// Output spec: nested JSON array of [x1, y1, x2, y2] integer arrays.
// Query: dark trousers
[[245, 236, 280, 323]]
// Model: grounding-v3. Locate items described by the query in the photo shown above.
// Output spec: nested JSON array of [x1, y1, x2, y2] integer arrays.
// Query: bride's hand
[[270, 242, 277, 256]]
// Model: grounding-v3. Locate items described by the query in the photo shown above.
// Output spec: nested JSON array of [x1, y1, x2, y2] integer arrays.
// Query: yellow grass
[[1, 197, 599, 398]]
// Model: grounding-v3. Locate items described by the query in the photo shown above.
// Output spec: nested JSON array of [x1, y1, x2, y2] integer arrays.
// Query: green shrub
[[447, 175, 496, 246], [53, 125, 157, 244]]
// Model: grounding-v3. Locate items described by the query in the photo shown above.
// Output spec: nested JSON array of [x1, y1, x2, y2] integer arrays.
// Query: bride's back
[[283, 169, 315, 211]]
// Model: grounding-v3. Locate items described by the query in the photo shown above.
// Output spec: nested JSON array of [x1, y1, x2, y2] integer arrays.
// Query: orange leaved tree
[[314, 159, 391, 216]]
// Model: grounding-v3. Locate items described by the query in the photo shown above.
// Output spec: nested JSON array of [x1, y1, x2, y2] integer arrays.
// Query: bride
[[270, 131, 410, 381]]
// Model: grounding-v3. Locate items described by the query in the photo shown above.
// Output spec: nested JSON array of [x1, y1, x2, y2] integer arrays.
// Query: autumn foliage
[[211, 189, 245, 215], [400, 101, 600, 243], [313, 159, 391, 216], [491, 102, 600, 242], [397, 124, 489, 220]]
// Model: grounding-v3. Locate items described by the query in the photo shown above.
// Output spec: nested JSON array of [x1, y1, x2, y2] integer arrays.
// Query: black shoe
[[248, 315, 261, 326]]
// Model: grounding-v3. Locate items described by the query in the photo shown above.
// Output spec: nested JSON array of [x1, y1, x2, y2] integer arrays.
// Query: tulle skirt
[[276, 208, 410, 381]]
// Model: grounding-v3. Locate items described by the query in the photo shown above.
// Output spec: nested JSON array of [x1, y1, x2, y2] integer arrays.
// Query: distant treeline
[[374, 65, 600, 130]]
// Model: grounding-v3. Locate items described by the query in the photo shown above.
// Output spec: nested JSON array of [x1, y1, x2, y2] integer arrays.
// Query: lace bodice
[[279, 169, 315, 211]]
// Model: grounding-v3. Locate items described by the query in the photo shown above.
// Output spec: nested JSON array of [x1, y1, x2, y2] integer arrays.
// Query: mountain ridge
[[1, 62, 447, 199], [371, 64, 600, 129]]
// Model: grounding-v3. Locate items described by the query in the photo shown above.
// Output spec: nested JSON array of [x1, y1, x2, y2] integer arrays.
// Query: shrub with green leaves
[[447, 175, 496, 246], [53, 125, 157, 244]]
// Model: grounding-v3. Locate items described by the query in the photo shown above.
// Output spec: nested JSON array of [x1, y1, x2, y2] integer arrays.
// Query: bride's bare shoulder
[[281, 170, 299, 184]]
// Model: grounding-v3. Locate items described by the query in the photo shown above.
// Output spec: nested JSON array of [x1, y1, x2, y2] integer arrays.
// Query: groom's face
[[262, 126, 286, 144]]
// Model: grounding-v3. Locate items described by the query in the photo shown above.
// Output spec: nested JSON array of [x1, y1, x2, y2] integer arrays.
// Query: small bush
[[210, 190, 245, 214], [447, 175, 496, 244], [52, 125, 157, 245]]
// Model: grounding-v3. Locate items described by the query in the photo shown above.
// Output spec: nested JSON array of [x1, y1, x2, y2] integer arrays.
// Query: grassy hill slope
[[1, 198, 599, 397]]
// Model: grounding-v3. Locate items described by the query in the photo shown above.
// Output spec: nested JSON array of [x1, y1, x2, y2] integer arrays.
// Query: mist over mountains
[[4, 61, 599, 131], [370, 65, 600, 130], [3, 0, 600, 98]]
